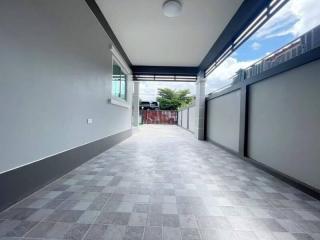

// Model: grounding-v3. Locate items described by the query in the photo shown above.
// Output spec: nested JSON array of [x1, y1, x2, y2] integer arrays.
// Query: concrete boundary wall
[[205, 49, 320, 198], [177, 105, 195, 133]]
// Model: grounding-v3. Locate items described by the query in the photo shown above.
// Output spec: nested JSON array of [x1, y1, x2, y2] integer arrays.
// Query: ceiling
[[95, 0, 244, 67]]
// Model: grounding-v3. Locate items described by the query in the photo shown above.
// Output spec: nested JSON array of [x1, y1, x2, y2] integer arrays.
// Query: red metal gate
[[142, 110, 177, 124]]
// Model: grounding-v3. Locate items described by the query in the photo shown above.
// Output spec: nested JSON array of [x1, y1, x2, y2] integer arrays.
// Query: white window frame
[[109, 45, 131, 108]]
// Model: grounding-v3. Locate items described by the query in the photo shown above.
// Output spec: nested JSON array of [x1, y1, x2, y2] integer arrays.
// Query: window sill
[[109, 97, 130, 109]]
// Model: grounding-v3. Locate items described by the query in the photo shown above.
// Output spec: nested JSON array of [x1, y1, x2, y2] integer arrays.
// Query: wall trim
[[0, 129, 132, 212], [207, 138, 239, 156], [206, 47, 320, 100], [245, 46, 320, 86], [85, 0, 132, 68], [206, 83, 241, 101], [207, 136, 320, 201], [244, 157, 320, 200], [176, 124, 194, 134]]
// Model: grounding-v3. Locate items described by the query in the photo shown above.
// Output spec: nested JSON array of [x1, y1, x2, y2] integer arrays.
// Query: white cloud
[[139, 81, 195, 101], [254, 0, 320, 39], [206, 56, 257, 94], [289, 0, 320, 36], [251, 42, 261, 50]]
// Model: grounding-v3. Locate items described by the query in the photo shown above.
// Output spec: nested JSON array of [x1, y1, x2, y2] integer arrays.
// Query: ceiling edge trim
[[132, 65, 199, 76], [85, 0, 132, 68], [198, 0, 271, 74]]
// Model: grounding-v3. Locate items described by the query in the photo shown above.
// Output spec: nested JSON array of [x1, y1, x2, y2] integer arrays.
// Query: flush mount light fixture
[[162, 0, 183, 17]]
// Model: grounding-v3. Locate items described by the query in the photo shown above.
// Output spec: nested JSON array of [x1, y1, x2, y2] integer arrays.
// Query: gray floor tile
[[200, 229, 237, 240], [84, 224, 109, 240], [77, 210, 100, 224], [133, 204, 150, 213], [123, 226, 144, 240], [179, 215, 198, 228], [96, 212, 130, 226], [129, 213, 148, 226], [163, 227, 181, 240], [46, 210, 83, 223], [143, 226, 162, 240], [26, 221, 56, 238], [181, 228, 201, 240], [103, 224, 126, 240], [147, 213, 162, 226], [235, 230, 258, 240], [0, 220, 37, 238], [162, 214, 180, 227], [0, 125, 319, 239]]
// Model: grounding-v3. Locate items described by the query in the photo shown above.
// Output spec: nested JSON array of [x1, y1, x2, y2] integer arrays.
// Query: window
[[112, 58, 127, 101], [110, 45, 131, 107], [112, 59, 127, 100]]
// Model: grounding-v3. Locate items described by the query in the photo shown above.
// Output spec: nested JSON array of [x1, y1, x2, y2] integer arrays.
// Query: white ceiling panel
[[96, 0, 243, 66]]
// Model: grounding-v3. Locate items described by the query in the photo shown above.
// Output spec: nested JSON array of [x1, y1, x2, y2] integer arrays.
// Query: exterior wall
[[182, 110, 188, 129], [177, 106, 195, 133], [178, 111, 182, 126], [0, 0, 132, 173], [248, 59, 320, 190], [206, 90, 241, 152], [188, 107, 196, 133]]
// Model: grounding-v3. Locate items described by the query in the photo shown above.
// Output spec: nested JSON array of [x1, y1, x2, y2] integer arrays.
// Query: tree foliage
[[156, 88, 193, 110]]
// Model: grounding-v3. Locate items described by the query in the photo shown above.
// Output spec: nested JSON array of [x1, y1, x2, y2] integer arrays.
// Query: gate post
[[195, 72, 206, 140], [132, 81, 140, 127]]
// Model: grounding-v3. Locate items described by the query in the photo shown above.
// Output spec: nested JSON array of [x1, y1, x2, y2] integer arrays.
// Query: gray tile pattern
[[0, 125, 320, 239]]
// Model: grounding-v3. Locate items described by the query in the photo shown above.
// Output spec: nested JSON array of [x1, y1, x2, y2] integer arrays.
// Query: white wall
[[182, 110, 188, 129], [178, 106, 195, 133], [0, 0, 132, 173], [178, 111, 182, 126], [248, 59, 320, 190], [188, 107, 196, 133], [206, 90, 241, 152]]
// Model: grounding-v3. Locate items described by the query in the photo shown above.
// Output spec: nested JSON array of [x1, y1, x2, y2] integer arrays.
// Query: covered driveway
[[0, 125, 319, 239]]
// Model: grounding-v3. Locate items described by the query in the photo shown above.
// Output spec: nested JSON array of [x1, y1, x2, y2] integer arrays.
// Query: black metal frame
[[200, 0, 269, 74], [132, 66, 199, 82], [203, 0, 289, 76], [133, 75, 197, 82], [132, 66, 198, 76]]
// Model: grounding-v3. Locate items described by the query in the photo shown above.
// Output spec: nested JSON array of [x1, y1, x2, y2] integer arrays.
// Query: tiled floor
[[1, 125, 320, 240]]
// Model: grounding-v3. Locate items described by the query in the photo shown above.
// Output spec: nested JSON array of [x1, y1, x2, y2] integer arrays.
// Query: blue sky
[[205, 0, 320, 93], [235, 34, 295, 62], [140, 0, 320, 100], [234, 12, 299, 62]]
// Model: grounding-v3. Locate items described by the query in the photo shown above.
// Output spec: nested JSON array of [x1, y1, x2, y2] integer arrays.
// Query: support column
[[195, 74, 206, 140], [132, 81, 140, 127]]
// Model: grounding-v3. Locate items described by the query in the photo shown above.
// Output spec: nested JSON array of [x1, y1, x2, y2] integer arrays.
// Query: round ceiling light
[[162, 0, 183, 18]]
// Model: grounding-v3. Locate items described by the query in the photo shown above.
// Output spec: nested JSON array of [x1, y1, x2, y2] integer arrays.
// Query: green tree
[[156, 88, 193, 110]]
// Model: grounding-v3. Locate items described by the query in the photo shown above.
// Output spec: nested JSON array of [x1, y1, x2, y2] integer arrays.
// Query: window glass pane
[[120, 74, 127, 99], [112, 60, 127, 100], [112, 80, 120, 98]]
